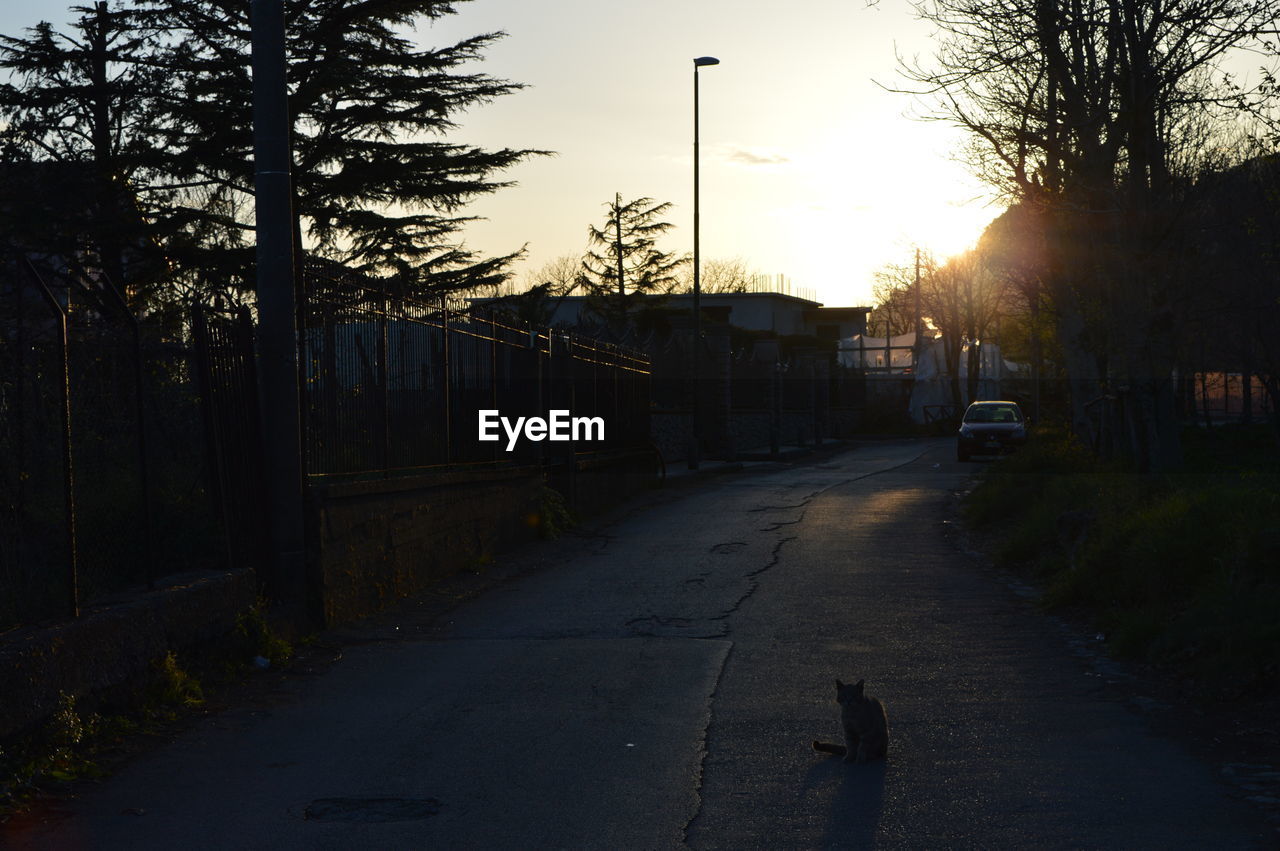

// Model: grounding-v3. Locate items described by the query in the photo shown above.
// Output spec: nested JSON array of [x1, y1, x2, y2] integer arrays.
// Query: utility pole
[[251, 0, 306, 618], [614, 192, 625, 299], [690, 56, 719, 469], [911, 241, 921, 368], [1032, 283, 1042, 423]]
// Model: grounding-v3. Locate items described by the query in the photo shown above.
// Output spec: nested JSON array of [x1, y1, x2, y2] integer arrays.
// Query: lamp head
[[693, 56, 720, 67]]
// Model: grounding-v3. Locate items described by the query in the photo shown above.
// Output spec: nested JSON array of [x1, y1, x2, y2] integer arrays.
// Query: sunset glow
[[0, 0, 1001, 306], [406, 0, 1002, 308]]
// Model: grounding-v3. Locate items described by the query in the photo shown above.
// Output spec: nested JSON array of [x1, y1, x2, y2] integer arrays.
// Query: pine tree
[[580, 193, 686, 325], [135, 0, 544, 295], [0, 2, 172, 297]]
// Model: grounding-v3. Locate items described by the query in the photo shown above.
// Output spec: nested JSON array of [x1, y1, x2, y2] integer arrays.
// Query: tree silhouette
[[898, 0, 1275, 470], [580, 193, 687, 325], [0, 2, 172, 299]]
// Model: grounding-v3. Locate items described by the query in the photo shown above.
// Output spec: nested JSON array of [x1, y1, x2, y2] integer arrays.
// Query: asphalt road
[[7, 440, 1271, 849]]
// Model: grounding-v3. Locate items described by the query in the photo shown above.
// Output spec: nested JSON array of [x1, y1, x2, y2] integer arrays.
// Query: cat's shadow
[[803, 754, 887, 848]]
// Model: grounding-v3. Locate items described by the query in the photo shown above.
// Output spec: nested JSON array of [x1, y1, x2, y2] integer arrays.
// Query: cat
[[812, 678, 889, 763]]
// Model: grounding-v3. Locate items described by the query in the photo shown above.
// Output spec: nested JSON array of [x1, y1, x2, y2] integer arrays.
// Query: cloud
[[724, 148, 790, 167]]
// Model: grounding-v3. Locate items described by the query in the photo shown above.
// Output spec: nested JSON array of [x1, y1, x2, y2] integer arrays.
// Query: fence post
[[101, 274, 155, 589], [770, 361, 781, 459], [378, 293, 390, 473], [442, 299, 452, 463], [192, 307, 233, 573], [24, 259, 78, 618], [490, 310, 499, 463]]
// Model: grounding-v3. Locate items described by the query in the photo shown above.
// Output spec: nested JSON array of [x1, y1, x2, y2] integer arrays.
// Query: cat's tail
[[812, 740, 846, 756]]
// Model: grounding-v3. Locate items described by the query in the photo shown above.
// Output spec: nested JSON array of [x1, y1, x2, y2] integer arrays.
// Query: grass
[[964, 423, 1280, 694], [533, 485, 575, 540], [233, 603, 294, 669], [0, 660, 197, 817], [1, 602, 300, 819]]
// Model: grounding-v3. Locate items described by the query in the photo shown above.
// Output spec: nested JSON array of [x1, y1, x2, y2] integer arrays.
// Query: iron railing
[[300, 263, 652, 477], [1, 256, 219, 631]]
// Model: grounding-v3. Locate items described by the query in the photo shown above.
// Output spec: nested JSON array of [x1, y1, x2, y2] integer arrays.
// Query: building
[[475, 290, 871, 341]]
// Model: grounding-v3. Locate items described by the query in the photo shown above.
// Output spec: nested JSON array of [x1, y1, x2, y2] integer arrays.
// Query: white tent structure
[[908, 337, 1012, 423], [839, 332, 1025, 423]]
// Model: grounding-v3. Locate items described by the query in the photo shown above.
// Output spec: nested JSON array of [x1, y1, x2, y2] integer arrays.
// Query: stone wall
[[651, 410, 692, 470], [557, 448, 657, 509], [309, 450, 658, 627], [0, 454, 659, 742], [0, 569, 258, 741], [309, 466, 545, 627]]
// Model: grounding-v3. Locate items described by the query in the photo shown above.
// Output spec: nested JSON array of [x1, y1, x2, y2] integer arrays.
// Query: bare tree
[[898, 0, 1277, 470], [870, 255, 925, 338], [872, 246, 1008, 408], [672, 257, 761, 294], [524, 254, 587, 297]]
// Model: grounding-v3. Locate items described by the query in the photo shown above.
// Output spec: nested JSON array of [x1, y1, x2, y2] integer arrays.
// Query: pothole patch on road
[[626, 615, 723, 639], [304, 796, 440, 823]]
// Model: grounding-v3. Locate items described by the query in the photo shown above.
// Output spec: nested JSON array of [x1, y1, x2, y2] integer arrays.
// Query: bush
[[964, 425, 1280, 693]]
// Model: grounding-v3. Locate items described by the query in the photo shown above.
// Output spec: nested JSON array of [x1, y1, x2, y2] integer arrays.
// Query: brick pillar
[[706, 325, 732, 460], [794, 348, 816, 446], [813, 354, 830, 445]]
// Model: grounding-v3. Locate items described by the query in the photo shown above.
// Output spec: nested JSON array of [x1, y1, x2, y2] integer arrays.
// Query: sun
[[752, 120, 998, 305]]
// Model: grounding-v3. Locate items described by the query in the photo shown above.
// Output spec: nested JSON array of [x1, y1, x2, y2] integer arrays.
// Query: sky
[[0, 0, 1001, 308]]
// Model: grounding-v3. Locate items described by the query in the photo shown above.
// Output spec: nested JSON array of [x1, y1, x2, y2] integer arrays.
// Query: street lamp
[[690, 55, 718, 470]]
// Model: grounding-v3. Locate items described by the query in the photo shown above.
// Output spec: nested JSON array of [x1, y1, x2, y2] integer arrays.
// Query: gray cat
[[812, 678, 889, 763]]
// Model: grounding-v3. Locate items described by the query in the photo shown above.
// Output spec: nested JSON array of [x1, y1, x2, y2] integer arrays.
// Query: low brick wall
[[309, 465, 545, 627], [651, 409, 691, 469], [0, 569, 257, 741], [729, 409, 825, 455], [557, 448, 658, 511], [310, 451, 659, 628]]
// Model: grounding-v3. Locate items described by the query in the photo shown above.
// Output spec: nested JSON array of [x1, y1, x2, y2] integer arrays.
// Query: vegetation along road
[[6, 441, 1271, 848]]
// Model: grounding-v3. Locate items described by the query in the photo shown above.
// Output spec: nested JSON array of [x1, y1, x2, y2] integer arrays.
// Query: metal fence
[[192, 306, 269, 575], [1191, 371, 1276, 422], [300, 263, 651, 477], [0, 256, 652, 632], [1, 256, 221, 631]]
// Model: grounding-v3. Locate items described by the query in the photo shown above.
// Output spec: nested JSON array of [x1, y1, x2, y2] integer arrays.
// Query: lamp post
[[251, 0, 306, 616], [690, 55, 718, 470]]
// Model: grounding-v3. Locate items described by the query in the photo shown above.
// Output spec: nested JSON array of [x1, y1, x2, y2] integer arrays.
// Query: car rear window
[[964, 405, 1022, 423]]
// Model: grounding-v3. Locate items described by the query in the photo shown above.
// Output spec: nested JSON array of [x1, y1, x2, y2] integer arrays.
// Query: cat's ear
[[854, 679, 865, 695], [835, 679, 843, 690]]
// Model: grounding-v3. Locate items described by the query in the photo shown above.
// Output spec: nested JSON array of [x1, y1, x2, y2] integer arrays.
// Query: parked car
[[957, 401, 1028, 461]]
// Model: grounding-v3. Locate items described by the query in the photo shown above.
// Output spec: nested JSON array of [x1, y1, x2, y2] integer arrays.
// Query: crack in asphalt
[[711, 535, 799, 623], [681, 641, 735, 847], [748, 501, 813, 513], [566, 529, 617, 553], [679, 531, 805, 845], [624, 614, 726, 640], [709, 542, 747, 554]]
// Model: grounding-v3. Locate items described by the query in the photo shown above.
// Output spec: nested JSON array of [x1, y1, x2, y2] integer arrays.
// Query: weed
[[1, 609, 300, 820], [234, 603, 293, 668], [153, 651, 204, 712], [534, 485, 575, 540], [0, 693, 106, 815]]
